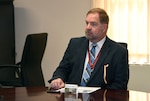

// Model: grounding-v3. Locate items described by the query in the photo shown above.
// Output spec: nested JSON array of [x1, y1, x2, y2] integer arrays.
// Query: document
[[77, 86, 101, 93], [47, 84, 101, 93], [58, 86, 101, 93]]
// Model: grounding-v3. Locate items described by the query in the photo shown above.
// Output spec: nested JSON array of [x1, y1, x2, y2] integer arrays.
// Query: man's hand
[[50, 78, 65, 90]]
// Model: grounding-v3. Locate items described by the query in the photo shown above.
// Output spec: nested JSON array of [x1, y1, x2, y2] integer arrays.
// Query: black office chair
[[118, 42, 129, 67], [0, 32, 48, 87]]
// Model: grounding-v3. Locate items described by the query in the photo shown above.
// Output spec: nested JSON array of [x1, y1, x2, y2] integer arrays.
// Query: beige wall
[[14, 0, 150, 93]]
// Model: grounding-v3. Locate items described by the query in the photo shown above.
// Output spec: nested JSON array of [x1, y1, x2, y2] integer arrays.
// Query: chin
[[86, 36, 93, 41]]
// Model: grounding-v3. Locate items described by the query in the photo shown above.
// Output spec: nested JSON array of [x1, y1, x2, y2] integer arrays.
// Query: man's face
[[85, 13, 107, 43]]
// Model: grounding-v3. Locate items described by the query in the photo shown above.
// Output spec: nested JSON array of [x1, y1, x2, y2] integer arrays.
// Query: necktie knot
[[92, 43, 97, 47]]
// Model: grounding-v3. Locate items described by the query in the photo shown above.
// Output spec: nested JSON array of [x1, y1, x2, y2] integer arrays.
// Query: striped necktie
[[80, 43, 97, 86]]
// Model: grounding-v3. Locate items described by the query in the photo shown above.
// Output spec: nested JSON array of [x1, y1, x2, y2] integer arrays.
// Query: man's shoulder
[[70, 36, 86, 41], [69, 36, 87, 43], [106, 37, 127, 50], [68, 36, 88, 47]]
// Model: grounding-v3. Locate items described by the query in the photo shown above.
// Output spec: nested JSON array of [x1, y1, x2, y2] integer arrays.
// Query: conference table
[[0, 86, 150, 101]]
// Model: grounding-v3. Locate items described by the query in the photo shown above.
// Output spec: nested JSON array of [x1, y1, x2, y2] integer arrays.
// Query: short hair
[[86, 8, 109, 24]]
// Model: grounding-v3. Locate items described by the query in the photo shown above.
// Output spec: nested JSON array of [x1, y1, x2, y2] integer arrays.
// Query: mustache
[[85, 30, 93, 34]]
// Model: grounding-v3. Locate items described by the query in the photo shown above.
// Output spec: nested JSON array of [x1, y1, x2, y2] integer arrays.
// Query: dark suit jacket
[[49, 36, 129, 90]]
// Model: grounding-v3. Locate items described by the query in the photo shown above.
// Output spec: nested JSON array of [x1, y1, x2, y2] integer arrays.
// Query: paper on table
[[78, 86, 101, 93], [58, 86, 101, 93]]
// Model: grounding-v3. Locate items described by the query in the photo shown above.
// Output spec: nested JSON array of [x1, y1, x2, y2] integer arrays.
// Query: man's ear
[[102, 24, 108, 33]]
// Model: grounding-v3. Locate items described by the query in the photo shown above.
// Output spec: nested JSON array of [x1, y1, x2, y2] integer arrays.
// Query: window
[[92, 0, 150, 64]]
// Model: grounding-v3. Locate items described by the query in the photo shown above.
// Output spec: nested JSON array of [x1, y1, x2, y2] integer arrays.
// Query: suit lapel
[[89, 37, 111, 80]]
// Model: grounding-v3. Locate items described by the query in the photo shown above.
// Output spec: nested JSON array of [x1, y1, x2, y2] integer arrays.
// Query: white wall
[[128, 64, 150, 93], [14, 0, 150, 93], [14, 0, 91, 87]]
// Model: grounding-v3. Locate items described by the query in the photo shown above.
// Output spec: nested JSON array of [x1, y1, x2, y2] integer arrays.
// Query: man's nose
[[86, 24, 92, 29]]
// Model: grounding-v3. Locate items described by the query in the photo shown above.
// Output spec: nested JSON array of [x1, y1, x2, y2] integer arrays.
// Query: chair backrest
[[20, 33, 48, 86], [118, 42, 129, 65]]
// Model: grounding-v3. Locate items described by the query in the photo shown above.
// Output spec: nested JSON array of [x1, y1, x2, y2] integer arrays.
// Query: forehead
[[86, 13, 100, 22]]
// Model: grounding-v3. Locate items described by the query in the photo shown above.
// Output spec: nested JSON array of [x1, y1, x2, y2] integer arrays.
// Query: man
[[49, 8, 129, 90]]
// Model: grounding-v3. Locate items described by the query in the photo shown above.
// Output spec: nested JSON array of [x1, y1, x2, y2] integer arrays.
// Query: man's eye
[[91, 23, 97, 27]]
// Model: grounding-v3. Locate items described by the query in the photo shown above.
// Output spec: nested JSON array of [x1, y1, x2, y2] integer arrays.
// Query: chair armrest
[[0, 65, 21, 79], [0, 65, 20, 68]]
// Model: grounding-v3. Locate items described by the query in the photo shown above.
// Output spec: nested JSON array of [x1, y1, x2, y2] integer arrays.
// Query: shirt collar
[[89, 37, 106, 49]]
